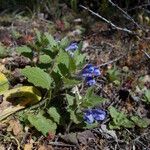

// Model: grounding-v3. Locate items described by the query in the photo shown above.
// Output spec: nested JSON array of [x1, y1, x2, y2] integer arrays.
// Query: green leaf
[[11, 30, 21, 39], [56, 50, 70, 68], [16, 46, 32, 54], [59, 37, 69, 49], [35, 29, 42, 43], [143, 89, 150, 103], [28, 113, 57, 136], [69, 57, 76, 72], [66, 94, 74, 106], [107, 66, 120, 82], [83, 122, 99, 129], [47, 107, 60, 124], [57, 63, 70, 77], [74, 50, 85, 67], [56, 50, 76, 72], [130, 116, 149, 128], [0, 72, 9, 92], [82, 87, 106, 108], [21, 66, 52, 89], [69, 110, 81, 124], [39, 54, 52, 64], [82, 96, 106, 108], [50, 71, 63, 88], [109, 106, 134, 129], [0, 44, 8, 58], [63, 77, 81, 88], [45, 33, 57, 47], [85, 87, 94, 98]]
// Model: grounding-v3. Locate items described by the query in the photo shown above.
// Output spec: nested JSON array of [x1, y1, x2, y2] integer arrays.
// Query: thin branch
[[108, 0, 141, 29], [79, 5, 135, 35], [128, 3, 150, 11], [49, 142, 76, 147], [97, 55, 124, 67], [141, 50, 150, 59]]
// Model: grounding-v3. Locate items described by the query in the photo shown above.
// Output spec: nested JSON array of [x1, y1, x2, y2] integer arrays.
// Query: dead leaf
[[0, 86, 41, 121], [77, 130, 95, 145], [7, 119, 23, 136], [61, 133, 78, 145], [38, 145, 53, 150], [100, 124, 118, 141], [24, 144, 33, 150], [0, 144, 5, 150]]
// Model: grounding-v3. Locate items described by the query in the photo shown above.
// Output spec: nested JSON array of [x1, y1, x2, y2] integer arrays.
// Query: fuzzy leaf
[[28, 113, 57, 136], [74, 50, 85, 66], [82, 96, 106, 108], [107, 66, 120, 83], [59, 37, 69, 49], [63, 77, 80, 88], [35, 29, 42, 43], [83, 122, 99, 129], [130, 116, 149, 128], [39, 54, 52, 64], [109, 106, 134, 129], [56, 50, 76, 72], [45, 33, 57, 47], [143, 89, 150, 103], [66, 94, 74, 106], [16, 46, 32, 54], [47, 107, 60, 124], [0, 44, 8, 58], [83, 87, 106, 108], [69, 110, 81, 124], [21, 66, 52, 89]]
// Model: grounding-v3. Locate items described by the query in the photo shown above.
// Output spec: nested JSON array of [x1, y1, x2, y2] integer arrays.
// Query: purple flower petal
[[83, 109, 94, 124], [83, 64, 94, 73], [93, 67, 101, 77], [65, 42, 78, 51], [92, 109, 106, 121], [81, 64, 101, 78], [82, 73, 93, 78], [81, 64, 94, 77], [85, 77, 96, 86]]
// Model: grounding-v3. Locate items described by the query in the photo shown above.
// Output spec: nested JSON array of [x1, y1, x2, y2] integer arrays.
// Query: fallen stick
[[108, 0, 141, 29], [98, 55, 124, 67], [79, 5, 136, 35], [141, 50, 150, 59]]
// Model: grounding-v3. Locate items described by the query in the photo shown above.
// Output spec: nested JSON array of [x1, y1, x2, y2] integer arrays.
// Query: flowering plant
[[81, 64, 101, 86], [16, 31, 106, 135]]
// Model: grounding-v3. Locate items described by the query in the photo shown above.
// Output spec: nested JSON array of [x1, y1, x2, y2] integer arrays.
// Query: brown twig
[[108, 0, 142, 29], [141, 49, 150, 59], [49, 142, 76, 147], [97, 55, 124, 67], [127, 3, 150, 11], [79, 5, 136, 35]]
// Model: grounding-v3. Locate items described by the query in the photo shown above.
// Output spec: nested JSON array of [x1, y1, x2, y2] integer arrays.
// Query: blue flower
[[84, 109, 106, 124], [82, 64, 101, 78], [93, 67, 101, 77], [92, 109, 106, 121], [85, 77, 96, 86], [82, 64, 95, 77], [65, 42, 78, 52], [81, 64, 101, 86], [83, 109, 94, 124]]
